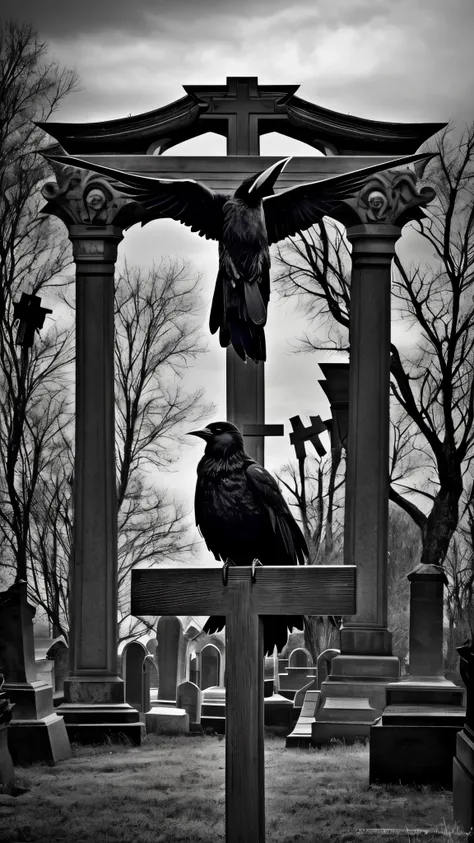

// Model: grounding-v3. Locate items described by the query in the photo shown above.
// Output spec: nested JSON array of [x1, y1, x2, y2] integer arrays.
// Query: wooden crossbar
[[131, 565, 356, 843]]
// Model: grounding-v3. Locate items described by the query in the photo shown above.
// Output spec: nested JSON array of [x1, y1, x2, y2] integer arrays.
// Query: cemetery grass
[[0, 734, 464, 843]]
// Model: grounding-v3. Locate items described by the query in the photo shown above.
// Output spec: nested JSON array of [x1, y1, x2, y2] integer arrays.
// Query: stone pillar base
[[4, 680, 71, 765], [369, 679, 465, 788], [311, 654, 400, 745], [57, 702, 143, 745], [453, 728, 474, 832], [8, 713, 71, 766]]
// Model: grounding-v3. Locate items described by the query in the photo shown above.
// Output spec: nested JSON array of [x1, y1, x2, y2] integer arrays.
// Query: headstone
[[177, 680, 201, 726], [46, 640, 69, 697], [146, 637, 157, 658], [123, 642, 148, 712], [0, 675, 14, 790], [189, 652, 200, 688], [200, 644, 220, 690], [452, 642, 474, 833], [156, 616, 185, 703], [289, 648, 311, 668], [146, 617, 188, 733], [0, 582, 71, 765]]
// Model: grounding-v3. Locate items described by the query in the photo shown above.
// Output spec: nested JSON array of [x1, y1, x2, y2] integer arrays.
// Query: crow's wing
[[44, 154, 227, 240], [263, 152, 435, 245], [193, 483, 221, 561], [246, 462, 308, 565]]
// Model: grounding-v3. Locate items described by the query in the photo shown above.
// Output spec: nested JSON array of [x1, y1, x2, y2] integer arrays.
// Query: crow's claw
[[251, 558, 263, 582], [222, 558, 236, 586]]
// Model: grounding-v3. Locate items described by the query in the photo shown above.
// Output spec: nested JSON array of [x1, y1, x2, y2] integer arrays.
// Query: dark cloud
[[1, 0, 291, 38]]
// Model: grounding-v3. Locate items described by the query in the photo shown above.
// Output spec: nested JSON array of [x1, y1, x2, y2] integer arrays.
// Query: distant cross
[[12, 293, 52, 349], [289, 415, 328, 460], [199, 77, 290, 155], [131, 564, 356, 843]]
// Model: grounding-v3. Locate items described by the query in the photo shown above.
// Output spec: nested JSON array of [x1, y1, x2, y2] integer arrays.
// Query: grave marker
[[132, 564, 355, 843]]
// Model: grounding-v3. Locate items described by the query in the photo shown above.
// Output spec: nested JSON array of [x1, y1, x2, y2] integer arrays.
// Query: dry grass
[[0, 734, 466, 843]]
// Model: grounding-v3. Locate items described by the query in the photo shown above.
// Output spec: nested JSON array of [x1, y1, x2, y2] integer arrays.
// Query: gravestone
[[123, 642, 149, 712], [200, 644, 220, 690], [177, 680, 202, 727], [189, 652, 200, 688], [46, 640, 69, 699], [0, 582, 71, 765], [0, 675, 14, 790], [453, 643, 474, 832], [146, 616, 188, 733], [288, 648, 311, 668]]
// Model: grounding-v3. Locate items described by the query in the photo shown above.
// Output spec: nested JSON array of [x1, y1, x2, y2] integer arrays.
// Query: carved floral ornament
[[344, 168, 437, 227], [40, 160, 142, 228]]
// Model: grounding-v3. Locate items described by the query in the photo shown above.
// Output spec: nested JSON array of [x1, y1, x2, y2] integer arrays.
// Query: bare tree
[[0, 20, 78, 586], [275, 126, 474, 580], [24, 259, 213, 641], [276, 441, 345, 662]]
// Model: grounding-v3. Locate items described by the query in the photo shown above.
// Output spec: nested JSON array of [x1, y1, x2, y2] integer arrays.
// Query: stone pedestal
[[313, 224, 402, 744], [145, 705, 189, 735], [453, 644, 474, 831], [453, 727, 474, 832], [0, 583, 71, 764], [54, 226, 141, 745], [370, 565, 465, 787], [0, 677, 14, 790]]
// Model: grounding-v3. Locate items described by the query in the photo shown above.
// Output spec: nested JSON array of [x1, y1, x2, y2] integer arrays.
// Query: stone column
[[312, 166, 437, 744], [40, 163, 143, 744]]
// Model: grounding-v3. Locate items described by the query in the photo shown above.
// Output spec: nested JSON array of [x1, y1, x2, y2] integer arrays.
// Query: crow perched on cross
[[189, 421, 309, 655]]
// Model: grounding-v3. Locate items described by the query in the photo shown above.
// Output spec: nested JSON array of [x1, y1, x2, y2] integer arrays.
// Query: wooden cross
[[289, 415, 328, 460], [131, 564, 356, 843]]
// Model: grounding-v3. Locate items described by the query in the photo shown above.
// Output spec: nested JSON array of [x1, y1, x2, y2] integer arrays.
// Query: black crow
[[189, 420, 308, 655], [44, 151, 433, 363]]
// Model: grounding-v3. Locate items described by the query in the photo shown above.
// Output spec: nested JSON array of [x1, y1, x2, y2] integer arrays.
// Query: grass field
[[0, 733, 467, 843]]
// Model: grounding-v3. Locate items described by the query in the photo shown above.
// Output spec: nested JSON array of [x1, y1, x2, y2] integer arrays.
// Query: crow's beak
[[248, 156, 291, 196], [188, 428, 213, 441]]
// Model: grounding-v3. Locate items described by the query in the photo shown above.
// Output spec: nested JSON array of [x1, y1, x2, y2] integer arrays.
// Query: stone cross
[[13, 292, 52, 349], [131, 564, 356, 843], [190, 77, 291, 156]]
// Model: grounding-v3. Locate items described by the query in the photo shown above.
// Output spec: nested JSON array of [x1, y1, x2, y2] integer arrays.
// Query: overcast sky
[[4, 0, 474, 562]]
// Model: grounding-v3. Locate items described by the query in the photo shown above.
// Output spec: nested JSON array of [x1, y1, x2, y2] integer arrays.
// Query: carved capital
[[339, 167, 436, 228], [40, 159, 142, 230]]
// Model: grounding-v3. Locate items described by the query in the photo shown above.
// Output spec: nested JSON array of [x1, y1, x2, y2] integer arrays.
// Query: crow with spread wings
[[46, 151, 430, 363]]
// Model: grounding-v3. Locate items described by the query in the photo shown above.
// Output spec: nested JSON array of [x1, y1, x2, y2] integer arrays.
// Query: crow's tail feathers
[[210, 271, 268, 363], [203, 615, 303, 657]]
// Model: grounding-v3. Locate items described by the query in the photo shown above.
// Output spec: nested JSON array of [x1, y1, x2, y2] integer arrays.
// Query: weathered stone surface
[[177, 680, 201, 725], [145, 705, 189, 735]]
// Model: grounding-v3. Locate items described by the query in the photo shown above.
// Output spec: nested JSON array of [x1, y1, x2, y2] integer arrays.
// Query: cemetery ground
[[0, 733, 466, 843]]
